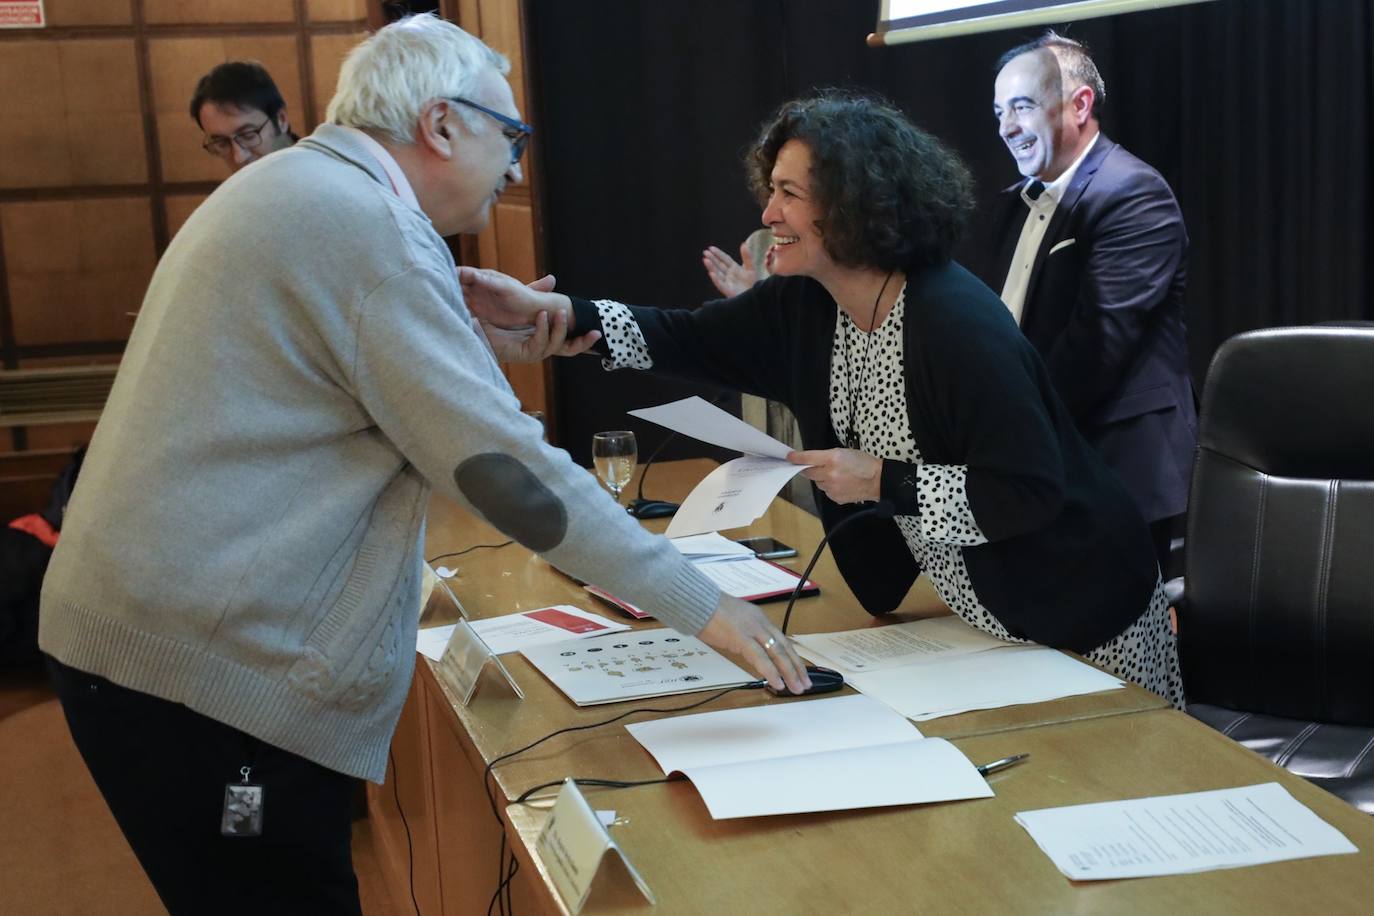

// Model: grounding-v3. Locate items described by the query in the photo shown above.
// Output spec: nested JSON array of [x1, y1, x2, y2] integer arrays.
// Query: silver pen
[[976, 753, 1029, 777]]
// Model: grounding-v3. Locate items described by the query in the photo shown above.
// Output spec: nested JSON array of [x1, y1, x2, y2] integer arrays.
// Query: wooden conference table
[[367, 460, 1374, 915]]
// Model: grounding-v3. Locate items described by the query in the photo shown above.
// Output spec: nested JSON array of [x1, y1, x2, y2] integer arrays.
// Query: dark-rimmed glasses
[[446, 97, 533, 164], [202, 116, 275, 157]]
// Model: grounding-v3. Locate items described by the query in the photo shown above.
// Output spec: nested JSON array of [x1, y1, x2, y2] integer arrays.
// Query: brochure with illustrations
[[521, 628, 755, 705]]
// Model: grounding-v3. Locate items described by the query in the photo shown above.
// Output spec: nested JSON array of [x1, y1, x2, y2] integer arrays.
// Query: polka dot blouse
[[596, 294, 1183, 707]]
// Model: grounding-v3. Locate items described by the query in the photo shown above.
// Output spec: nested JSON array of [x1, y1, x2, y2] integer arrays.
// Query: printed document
[[468, 605, 628, 655], [627, 396, 806, 537], [795, 616, 1015, 673], [847, 645, 1122, 720], [626, 694, 991, 819], [1015, 782, 1358, 880]]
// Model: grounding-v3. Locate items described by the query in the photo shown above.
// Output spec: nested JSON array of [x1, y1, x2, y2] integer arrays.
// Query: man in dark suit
[[984, 32, 1195, 565]]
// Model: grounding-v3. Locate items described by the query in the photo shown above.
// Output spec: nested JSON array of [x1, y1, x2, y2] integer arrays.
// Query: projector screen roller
[[870, 0, 1216, 46]]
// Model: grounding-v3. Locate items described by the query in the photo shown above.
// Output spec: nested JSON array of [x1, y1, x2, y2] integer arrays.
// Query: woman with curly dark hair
[[464, 92, 1183, 706]]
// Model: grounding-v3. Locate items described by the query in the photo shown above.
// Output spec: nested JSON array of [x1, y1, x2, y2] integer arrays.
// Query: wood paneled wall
[[0, 0, 369, 472], [447, 0, 553, 427], [1, 0, 553, 514]]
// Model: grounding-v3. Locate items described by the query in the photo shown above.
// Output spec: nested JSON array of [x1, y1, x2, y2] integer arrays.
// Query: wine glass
[[592, 430, 637, 504]]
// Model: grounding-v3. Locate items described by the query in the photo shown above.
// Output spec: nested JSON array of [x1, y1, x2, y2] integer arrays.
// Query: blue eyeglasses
[[447, 97, 533, 164]]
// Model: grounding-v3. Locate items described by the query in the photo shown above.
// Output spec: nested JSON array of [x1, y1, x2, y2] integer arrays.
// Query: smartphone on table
[[732, 536, 798, 560]]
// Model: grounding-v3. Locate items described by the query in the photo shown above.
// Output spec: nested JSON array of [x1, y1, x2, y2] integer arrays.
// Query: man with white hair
[[38, 15, 808, 914]]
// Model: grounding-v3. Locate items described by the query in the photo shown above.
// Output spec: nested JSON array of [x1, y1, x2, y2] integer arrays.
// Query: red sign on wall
[[0, 0, 45, 29]]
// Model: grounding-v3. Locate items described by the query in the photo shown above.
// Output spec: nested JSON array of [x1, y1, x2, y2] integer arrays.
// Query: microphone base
[[627, 499, 679, 519]]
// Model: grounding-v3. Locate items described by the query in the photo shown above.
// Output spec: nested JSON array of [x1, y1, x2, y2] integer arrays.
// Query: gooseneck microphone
[[626, 429, 683, 519], [781, 499, 896, 633], [627, 392, 731, 520]]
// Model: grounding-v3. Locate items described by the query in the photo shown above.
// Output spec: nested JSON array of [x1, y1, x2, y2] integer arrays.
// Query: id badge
[[221, 766, 265, 837]]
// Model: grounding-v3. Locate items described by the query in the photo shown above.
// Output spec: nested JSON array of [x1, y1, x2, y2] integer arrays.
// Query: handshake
[[457, 267, 602, 363]]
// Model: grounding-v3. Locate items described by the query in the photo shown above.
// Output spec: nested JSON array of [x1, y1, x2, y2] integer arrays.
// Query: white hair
[[326, 14, 509, 144]]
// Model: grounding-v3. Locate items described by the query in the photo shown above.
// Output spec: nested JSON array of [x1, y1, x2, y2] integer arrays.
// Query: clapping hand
[[701, 242, 760, 299]]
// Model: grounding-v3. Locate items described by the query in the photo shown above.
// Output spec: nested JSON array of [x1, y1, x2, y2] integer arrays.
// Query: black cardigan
[[571, 260, 1157, 652]]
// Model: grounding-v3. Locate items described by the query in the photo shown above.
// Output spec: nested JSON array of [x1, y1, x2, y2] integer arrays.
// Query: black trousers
[[47, 657, 363, 916]]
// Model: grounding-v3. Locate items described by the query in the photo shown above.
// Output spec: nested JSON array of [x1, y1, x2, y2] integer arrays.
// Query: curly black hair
[[745, 91, 975, 271]]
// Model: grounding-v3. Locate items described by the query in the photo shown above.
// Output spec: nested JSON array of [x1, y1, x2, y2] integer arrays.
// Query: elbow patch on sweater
[[454, 454, 567, 551]]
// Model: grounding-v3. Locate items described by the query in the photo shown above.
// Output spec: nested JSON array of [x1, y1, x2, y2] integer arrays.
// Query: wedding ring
[[762, 636, 778, 652]]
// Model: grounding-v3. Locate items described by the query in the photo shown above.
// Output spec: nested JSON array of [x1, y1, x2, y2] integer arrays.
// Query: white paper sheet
[[416, 623, 458, 661], [665, 455, 805, 538], [1015, 782, 1359, 880], [626, 693, 921, 772], [683, 737, 993, 819], [794, 616, 1015, 674], [627, 396, 808, 537], [847, 646, 1122, 720], [669, 532, 755, 563], [626, 695, 990, 819], [693, 556, 814, 599], [629, 395, 793, 459], [468, 605, 629, 655], [521, 629, 754, 705]]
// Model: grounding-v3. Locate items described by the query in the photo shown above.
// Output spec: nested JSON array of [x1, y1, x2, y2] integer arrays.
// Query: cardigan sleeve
[[568, 278, 800, 404], [880, 459, 989, 547], [905, 272, 1069, 544]]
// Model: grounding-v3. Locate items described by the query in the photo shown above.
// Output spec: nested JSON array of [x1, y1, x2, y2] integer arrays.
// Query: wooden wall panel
[[449, 1, 553, 425], [143, 0, 295, 25], [149, 35, 305, 183], [164, 193, 210, 240], [2, 199, 154, 345], [308, 32, 368, 122], [60, 39, 146, 186], [0, 0, 373, 465], [0, 39, 143, 189], [43, 0, 134, 26], [16, 423, 97, 450], [491, 200, 535, 281], [307, 0, 368, 21], [0, 43, 71, 188]]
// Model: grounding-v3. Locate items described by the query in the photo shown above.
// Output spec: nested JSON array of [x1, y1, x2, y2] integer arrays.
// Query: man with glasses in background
[[40, 15, 806, 914], [191, 60, 299, 172]]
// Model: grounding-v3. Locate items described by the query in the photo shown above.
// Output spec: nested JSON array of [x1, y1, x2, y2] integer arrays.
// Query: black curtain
[[528, 0, 1374, 464]]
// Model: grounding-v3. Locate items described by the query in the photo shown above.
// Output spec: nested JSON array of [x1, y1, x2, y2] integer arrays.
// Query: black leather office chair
[[1178, 325, 1374, 814]]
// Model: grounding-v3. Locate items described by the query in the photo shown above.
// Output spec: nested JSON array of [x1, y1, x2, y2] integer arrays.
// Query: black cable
[[504, 848, 517, 915], [489, 776, 682, 915], [480, 682, 759, 825], [781, 501, 895, 634], [427, 540, 514, 565], [481, 684, 762, 914], [387, 749, 422, 916], [513, 774, 682, 805], [632, 427, 679, 504], [487, 830, 508, 916]]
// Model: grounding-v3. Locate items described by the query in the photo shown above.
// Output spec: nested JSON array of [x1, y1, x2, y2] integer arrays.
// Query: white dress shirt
[[998, 132, 1100, 325]]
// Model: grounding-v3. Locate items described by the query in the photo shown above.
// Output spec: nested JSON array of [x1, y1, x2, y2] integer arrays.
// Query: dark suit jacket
[[980, 133, 1197, 523]]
